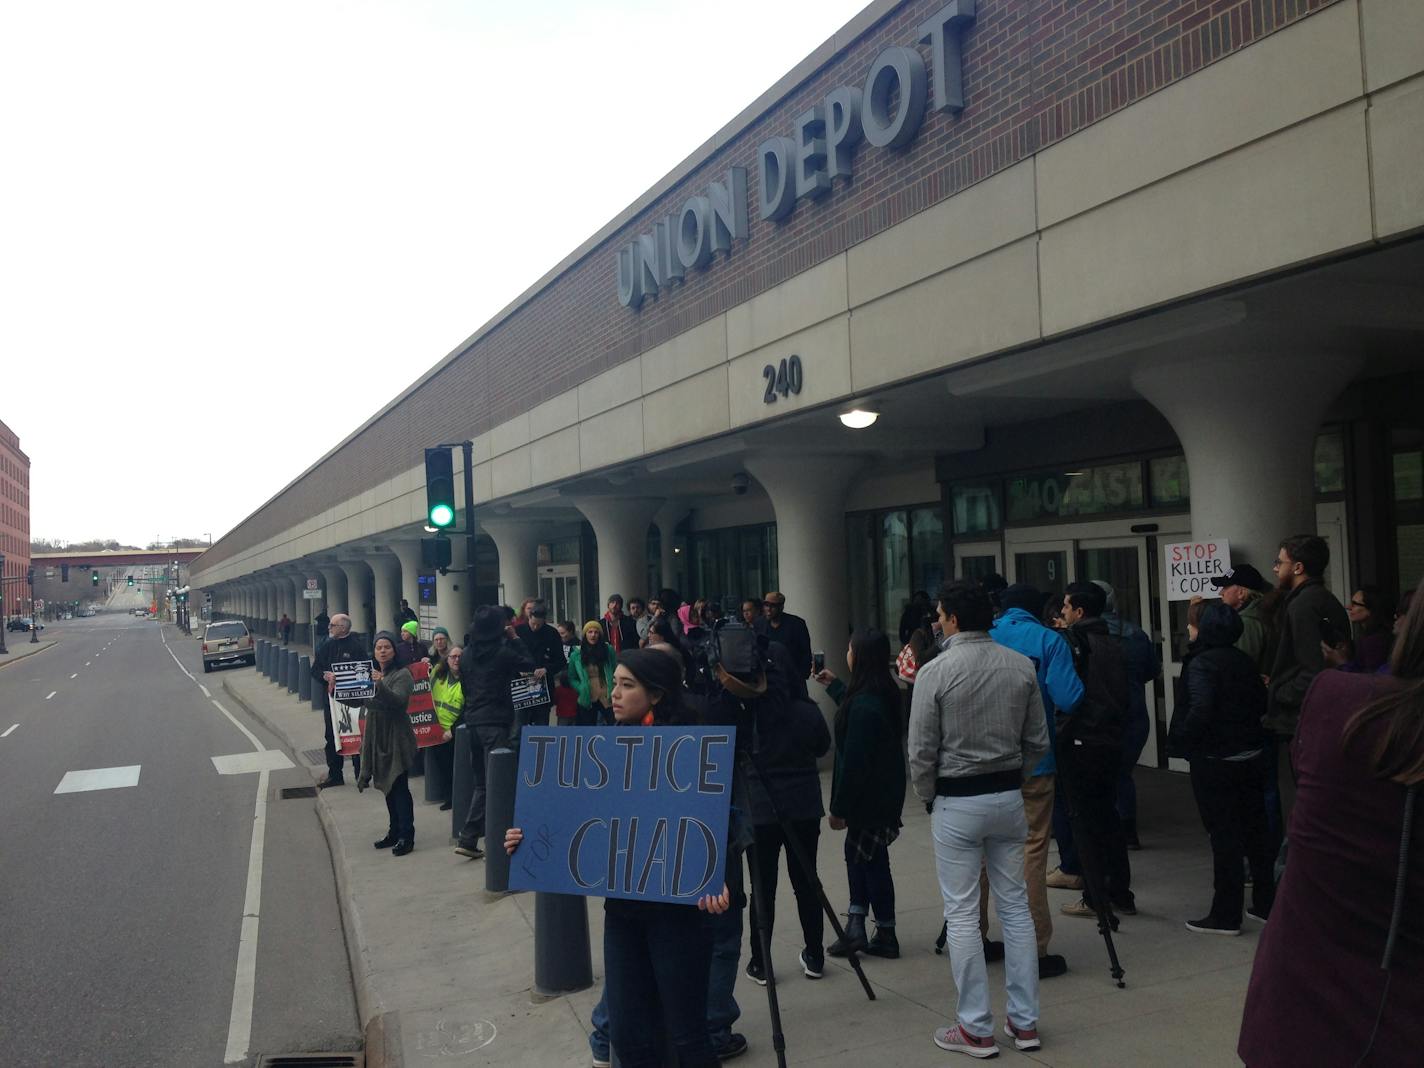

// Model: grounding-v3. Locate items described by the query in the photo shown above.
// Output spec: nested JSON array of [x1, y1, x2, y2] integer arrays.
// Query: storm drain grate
[[302, 748, 326, 766], [279, 786, 319, 799], [258, 1055, 362, 1067]]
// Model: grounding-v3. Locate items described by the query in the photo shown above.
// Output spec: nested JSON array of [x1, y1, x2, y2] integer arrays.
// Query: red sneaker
[[1003, 1020, 1041, 1051], [933, 1024, 999, 1058]]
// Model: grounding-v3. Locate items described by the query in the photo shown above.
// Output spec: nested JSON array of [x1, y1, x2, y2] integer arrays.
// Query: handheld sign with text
[[330, 700, 364, 757], [1164, 539, 1232, 600], [332, 659, 376, 703], [510, 673, 551, 712], [405, 661, 442, 747], [508, 726, 736, 905]]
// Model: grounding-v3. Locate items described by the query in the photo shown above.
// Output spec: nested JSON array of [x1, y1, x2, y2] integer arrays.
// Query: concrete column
[[292, 573, 312, 629], [318, 566, 348, 616], [480, 518, 543, 608], [367, 553, 403, 635], [653, 499, 690, 593], [746, 455, 864, 686], [279, 575, 298, 624], [436, 536, 473, 641], [573, 497, 662, 610], [389, 541, 425, 614], [339, 561, 375, 638], [1132, 348, 1362, 568]]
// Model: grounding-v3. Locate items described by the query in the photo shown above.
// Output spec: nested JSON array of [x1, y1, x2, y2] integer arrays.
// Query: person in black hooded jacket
[[1168, 601, 1274, 935]]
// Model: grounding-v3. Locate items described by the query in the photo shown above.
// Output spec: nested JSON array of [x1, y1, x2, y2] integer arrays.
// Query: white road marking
[[211, 700, 265, 752], [199, 685, 211, 698], [223, 767, 269, 1064], [45, 692, 56, 700], [54, 765, 142, 794], [211, 750, 293, 775], [85, 662, 91, 667], [70, 673, 78, 679], [1, 724, 17, 738]]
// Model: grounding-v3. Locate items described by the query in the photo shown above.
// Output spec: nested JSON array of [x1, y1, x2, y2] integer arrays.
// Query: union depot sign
[[616, 0, 977, 310]]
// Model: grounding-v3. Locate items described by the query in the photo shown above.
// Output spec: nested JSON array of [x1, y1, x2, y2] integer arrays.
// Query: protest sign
[[329, 700, 364, 757], [510, 673, 551, 712], [405, 660, 442, 748], [509, 726, 735, 905], [332, 659, 376, 703], [1164, 539, 1232, 600]]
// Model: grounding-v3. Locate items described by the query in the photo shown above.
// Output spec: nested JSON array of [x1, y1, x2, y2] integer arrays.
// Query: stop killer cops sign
[[509, 726, 735, 905], [1164, 539, 1232, 600]]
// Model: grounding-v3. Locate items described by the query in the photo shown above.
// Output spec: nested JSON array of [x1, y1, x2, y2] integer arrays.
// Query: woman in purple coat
[[1238, 585, 1424, 1067]]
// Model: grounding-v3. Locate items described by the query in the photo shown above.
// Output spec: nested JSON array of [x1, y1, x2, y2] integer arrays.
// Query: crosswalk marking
[[211, 751, 294, 775], [55, 766, 142, 794]]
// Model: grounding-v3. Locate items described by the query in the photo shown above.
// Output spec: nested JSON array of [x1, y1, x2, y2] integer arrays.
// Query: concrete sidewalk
[[0, 636, 59, 668], [221, 660, 1257, 1068]]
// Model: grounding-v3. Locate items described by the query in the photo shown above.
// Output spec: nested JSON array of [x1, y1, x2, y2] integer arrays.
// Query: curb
[[0, 639, 59, 671], [221, 674, 402, 1068]]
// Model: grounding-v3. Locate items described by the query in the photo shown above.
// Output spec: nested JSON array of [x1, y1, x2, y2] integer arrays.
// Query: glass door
[[953, 540, 1003, 583], [537, 564, 580, 625], [1008, 541, 1072, 598]]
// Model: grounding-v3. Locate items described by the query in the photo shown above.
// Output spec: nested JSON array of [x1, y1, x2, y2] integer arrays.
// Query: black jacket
[[1168, 613, 1267, 760], [756, 612, 813, 680], [1060, 618, 1129, 748], [600, 614, 640, 654], [394, 637, 429, 668], [744, 643, 831, 825], [458, 635, 535, 731], [1265, 578, 1350, 738], [310, 633, 370, 709], [515, 621, 566, 676]]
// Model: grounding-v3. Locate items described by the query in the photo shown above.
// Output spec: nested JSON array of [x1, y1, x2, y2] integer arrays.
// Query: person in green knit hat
[[395, 618, 429, 667]]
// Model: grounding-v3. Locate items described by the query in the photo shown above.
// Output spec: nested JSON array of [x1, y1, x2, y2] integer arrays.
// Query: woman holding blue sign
[[506, 649, 729, 1068], [357, 631, 419, 856]]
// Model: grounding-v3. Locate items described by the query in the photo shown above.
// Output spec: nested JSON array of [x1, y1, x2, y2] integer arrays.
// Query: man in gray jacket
[[909, 580, 1050, 1059]]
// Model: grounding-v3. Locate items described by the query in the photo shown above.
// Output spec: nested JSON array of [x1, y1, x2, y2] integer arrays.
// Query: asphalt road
[[0, 612, 360, 1067]]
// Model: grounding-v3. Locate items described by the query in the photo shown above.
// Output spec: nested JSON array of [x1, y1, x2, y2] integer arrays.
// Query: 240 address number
[[762, 355, 803, 404]]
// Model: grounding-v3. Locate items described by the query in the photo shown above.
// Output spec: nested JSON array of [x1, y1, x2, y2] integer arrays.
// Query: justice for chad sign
[[1164, 539, 1232, 600]]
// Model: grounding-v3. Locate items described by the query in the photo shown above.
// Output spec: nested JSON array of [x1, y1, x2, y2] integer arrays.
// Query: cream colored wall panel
[[1369, 76, 1424, 237], [843, 461, 940, 511], [640, 315, 728, 394], [579, 401, 645, 471], [491, 446, 532, 499], [729, 315, 852, 429], [530, 426, 581, 487], [1040, 105, 1373, 336], [472, 462, 493, 504], [849, 238, 1041, 392], [529, 388, 579, 436], [726, 255, 848, 358], [643, 365, 731, 453], [471, 433, 493, 465], [1038, 1, 1362, 228], [1363, 0, 1424, 91], [578, 359, 642, 420], [848, 160, 1036, 306], [490, 413, 530, 457]]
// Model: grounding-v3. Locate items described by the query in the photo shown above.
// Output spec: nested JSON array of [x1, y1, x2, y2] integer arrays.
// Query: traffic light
[[424, 447, 456, 529], [127, 575, 134, 587], [91, 570, 100, 586]]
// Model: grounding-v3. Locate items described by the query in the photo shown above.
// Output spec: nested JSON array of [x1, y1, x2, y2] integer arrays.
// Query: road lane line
[[45, 692, 56, 700], [85, 662, 91, 667], [199, 685, 211, 698], [70, 673, 78, 679], [223, 766, 269, 1065], [1, 724, 17, 737]]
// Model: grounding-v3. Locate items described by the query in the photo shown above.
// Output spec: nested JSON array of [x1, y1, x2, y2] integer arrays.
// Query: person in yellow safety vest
[[430, 645, 464, 811]]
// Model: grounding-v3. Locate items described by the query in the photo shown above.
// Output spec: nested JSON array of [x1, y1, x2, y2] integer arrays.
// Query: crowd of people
[[301, 532, 1421, 1065]]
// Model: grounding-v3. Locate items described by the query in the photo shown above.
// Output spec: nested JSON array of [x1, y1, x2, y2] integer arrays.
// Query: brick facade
[[204, 0, 1339, 569], [0, 419, 31, 617]]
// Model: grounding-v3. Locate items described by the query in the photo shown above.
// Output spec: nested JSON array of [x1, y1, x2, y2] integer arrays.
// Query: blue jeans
[[845, 834, 896, 924], [601, 901, 719, 1068], [931, 791, 1039, 1038], [589, 906, 743, 1059]]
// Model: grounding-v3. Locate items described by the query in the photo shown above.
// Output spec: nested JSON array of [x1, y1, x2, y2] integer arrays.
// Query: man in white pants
[[909, 579, 1050, 1059]]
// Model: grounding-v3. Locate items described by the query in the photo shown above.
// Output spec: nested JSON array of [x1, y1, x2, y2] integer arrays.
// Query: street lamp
[[0, 552, 8, 656], [28, 566, 38, 643]]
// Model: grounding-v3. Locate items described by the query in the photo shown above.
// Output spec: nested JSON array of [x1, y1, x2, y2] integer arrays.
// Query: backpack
[[1059, 624, 1130, 747]]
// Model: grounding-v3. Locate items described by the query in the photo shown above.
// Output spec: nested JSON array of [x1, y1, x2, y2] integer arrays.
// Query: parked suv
[[202, 620, 254, 672]]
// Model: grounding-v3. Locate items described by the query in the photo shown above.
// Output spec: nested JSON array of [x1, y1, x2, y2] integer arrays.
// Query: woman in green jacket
[[357, 631, 419, 855], [814, 627, 906, 958], [567, 620, 617, 726]]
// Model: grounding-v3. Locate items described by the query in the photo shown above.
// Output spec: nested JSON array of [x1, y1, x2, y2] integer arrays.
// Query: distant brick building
[[0, 419, 30, 618]]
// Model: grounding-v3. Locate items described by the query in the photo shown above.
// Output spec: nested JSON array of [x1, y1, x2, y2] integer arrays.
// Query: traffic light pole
[[432, 440, 476, 576]]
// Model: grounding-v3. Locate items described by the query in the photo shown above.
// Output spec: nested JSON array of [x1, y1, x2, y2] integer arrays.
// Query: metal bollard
[[298, 655, 312, 701], [256, 640, 267, 674], [534, 893, 593, 996], [485, 747, 517, 893], [424, 740, 451, 804], [450, 724, 473, 842], [287, 650, 300, 694], [276, 649, 288, 687], [265, 641, 277, 680]]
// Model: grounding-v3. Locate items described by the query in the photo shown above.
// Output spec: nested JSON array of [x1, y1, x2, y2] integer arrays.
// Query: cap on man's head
[[1210, 564, 1267, 593]]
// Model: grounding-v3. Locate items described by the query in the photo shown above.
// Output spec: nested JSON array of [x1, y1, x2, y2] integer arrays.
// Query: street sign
[[305, 578, 319, 590], [302, 589, 323, 600]]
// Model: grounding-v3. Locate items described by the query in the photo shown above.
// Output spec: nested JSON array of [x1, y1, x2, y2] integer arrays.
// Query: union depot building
[[194, 0, 1424, 768]]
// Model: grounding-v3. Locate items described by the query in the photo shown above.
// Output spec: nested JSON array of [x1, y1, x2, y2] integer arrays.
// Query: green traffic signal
[[424, 447, 456, 529], [127, 575, 134, 587], [91, 570, 100, 585]]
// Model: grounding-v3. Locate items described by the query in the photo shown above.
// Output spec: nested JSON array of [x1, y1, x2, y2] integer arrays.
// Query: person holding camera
[[815, 627, 905, 959], [910, 580, 1047, 1057]]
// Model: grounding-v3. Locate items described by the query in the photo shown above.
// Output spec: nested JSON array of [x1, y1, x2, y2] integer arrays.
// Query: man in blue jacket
[[987, 583, 1083, 979]]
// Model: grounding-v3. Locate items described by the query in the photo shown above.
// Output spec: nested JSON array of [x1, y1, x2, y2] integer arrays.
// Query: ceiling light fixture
[[838, 408, 879, 430]]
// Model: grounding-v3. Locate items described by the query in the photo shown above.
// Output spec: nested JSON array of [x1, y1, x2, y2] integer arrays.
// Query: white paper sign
[[1164, 539, 1232, 600]]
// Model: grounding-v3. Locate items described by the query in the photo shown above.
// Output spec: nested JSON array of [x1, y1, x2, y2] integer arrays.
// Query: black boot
[[392, 838, 414, 856], [373, 832, 398, 849], [865, 924, 900, 959], [827, 914, 868, 957]]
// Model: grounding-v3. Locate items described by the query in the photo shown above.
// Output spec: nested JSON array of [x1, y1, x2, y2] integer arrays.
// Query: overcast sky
[[2, 0, 869, 549]]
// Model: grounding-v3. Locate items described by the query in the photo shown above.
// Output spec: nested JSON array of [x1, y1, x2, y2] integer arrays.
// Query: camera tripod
[[737, 747, 876, 1068]]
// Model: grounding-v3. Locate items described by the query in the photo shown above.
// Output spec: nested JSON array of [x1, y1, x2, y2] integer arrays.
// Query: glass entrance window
[[1015, 551, 1067, 596], [958, 555, 999, 583], [879, 512, 911, 638], [1077, 547, 1143, 627]]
